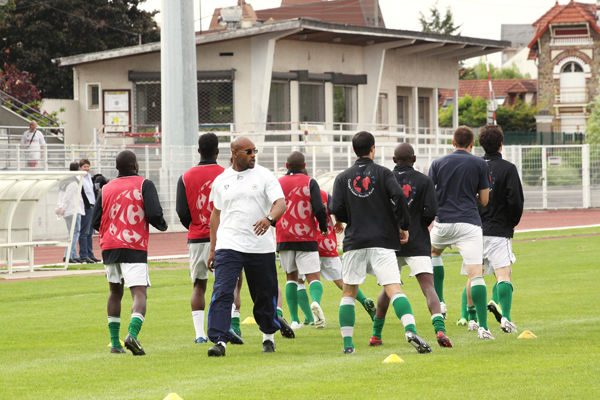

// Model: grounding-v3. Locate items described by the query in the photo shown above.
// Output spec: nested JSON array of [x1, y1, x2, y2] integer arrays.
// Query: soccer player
[[370, 143, 452, 348], [206, 137, 286, 356], [478, 124, 524, 333], [429, 126, 493, 340], [332, 131, 431, 354], [316, 189, 377, 322], [176, 132, 225, 344], [276, 151, 329, 329], [92, 150, 168, 355]]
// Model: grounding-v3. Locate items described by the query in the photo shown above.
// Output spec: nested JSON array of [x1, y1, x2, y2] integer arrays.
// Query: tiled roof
[[255, 0, 382, 27], [527, 1, 600, 59], [438, 79, 537, 104]]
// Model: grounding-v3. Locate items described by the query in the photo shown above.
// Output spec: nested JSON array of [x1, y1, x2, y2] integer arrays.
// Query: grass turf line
[[0, 228, 598, 399]]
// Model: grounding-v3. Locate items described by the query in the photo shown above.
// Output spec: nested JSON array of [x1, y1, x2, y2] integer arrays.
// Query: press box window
[[87, 83, 100, 110]]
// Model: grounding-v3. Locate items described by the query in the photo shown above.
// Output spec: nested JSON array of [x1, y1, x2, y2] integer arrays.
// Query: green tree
[[585, 93, 600, 144], [0, 0, 160, 99], [419, 1, 461, 35], [439, 94, 486, 127], [461, 59, 530, 80], [495, 99, 538, 132]]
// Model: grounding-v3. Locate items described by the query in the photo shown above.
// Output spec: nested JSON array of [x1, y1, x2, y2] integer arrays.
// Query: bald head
[[286, 151, 305, 171], [231, 136, 254, 152], [393, 143, 416, 166]]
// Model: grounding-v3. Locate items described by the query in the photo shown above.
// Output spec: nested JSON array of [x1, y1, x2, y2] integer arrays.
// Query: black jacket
[[393, 164, 437, 257], [479, 152, 524, 238], [332, 158, 410, 252], [92, 172, 167, 263]]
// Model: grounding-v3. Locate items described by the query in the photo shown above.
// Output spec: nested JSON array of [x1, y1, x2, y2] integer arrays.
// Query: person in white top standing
[[56, 161, 85, 263], [206, 136, 286, 357], [20, 121, 46, 168], [78, 158, 100, 263]]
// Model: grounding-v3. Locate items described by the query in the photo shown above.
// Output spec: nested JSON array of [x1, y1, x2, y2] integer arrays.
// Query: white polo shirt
[[210, 164, 284, 254]]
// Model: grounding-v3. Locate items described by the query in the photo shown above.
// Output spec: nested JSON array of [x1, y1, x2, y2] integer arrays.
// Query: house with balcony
[[528, 0, 600, 134]]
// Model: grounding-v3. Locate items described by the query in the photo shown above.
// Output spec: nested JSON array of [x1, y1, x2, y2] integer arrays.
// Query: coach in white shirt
[[20, 121, 46, 168], [206, 137, 286, 357]]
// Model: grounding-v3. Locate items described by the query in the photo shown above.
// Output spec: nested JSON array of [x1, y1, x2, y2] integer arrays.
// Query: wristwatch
[[266, 215, 275, 226]]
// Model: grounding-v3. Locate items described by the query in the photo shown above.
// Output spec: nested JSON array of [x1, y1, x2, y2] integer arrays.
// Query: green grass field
[[1, 228, 599, 399]]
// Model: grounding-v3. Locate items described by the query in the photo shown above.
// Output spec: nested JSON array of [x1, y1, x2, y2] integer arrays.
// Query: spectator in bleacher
[[79, 159, 101, 263], [20, 121, 46, 168], [56, 161, 84, 263]]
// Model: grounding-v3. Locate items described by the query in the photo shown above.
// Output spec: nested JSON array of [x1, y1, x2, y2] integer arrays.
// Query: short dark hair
[[479, 124, 504, 154], [352, 131, 375, 157], [79, 158, 90, 167], [115, 150, 137, 174], [453, 126, 474, 148], [69, 161, 79, 171], [198, 132, 219, 159]]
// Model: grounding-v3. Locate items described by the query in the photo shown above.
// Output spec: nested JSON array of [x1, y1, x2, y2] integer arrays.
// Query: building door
[[559, 62, 585, 103]]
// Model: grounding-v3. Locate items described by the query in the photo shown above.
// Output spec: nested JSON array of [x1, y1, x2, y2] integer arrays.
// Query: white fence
[[0, 131, 598, 240]]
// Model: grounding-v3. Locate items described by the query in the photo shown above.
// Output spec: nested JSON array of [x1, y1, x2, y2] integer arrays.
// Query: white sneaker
[[290, 321, 303, 330], [500, 317, 517, 333], [311, 302, 326, 329], [440, 302, 447, 319], [467, 320, 479, 331], [477, 326, 495, 340]]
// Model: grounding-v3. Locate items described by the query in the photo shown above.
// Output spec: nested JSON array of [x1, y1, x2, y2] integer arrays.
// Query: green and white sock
[[491, 282, 499, 304], [467, 305, 477, 322], [108, 316, 121, 348], [128, 313, 144, 340], [297, 284, 313, 323], [276, 307, 283, 318], [372, 317, 385, 340], [309, 280, 324, 304], [497, 281, 514, 321], [432, 256, 445, 303], [391, 293, 417, 334], [192, 310, 206, 339], [470, 276, 488, 330], [285, 281, 300, 323], [461, 286, 469, 320], [355, 289, 367, 306], [339, 297, 355, 349], [431, 313, 446, 334], [231, 306, 241, 335]]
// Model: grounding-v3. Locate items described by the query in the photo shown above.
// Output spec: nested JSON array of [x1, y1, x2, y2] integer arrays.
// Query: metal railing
[[555, 87, 587, 104], [0, 89, 61, 128], [550, 36, 593, 46]]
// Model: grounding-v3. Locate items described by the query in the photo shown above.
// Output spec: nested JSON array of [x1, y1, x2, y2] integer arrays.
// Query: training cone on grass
[[241, 316, 257, 325], [106, 339, 125, 348], [382, 354, 404, 364], [163, 393, 183, 400], [518, 330, 537, 339]]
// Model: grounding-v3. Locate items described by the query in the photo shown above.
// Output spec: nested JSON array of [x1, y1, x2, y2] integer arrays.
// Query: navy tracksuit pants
[[207, 249, 280, 344]]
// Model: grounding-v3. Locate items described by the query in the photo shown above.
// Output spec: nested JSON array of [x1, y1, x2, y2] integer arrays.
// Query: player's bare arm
[[207, 207, 221, 271], [253, 197, 286, 236]]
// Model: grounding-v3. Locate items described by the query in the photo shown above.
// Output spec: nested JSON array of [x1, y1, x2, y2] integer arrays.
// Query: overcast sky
[[138, 0, 595, 65]]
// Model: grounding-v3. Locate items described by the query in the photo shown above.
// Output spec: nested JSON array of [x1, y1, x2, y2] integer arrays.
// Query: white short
[[279, 250, 320, 275], [319, 256, 342, 281], [397, 256, 433, 277], [341, 248, 400, 286], [105, 263, 150, 288], [430, 222, 483, 265], [189, 242, 211, 281], [461, 236, 516, 275]]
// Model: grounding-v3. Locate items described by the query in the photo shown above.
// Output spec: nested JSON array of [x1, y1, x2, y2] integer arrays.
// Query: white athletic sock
[[131, 312, 144, 322], [232, 309, 240, 318], [263, 333, 275, 342], [192, 310, 206, 338]]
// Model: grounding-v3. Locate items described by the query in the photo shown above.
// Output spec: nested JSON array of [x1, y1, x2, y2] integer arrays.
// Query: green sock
[[339, 297, 355, 348], [470, 277, 488, 330], [391, 294, 417, 334], [285, 281, 300, 323], [432, 256, 445, 302], [497, 281, 514, 321], [372, 317, 385, 339], [492, 282, 499, 304], [108, 317, 121, 348], [432, 314, 446, 334], [467, 305, 477, 322], [461, 286, 469, 319], [309, 280, 324, 304], [297, 285, 313, 323], [355, 289, 367, 306], [276, 307, 283, 318], [128, 314, 144, 340], [231, 317, 240, 334]]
